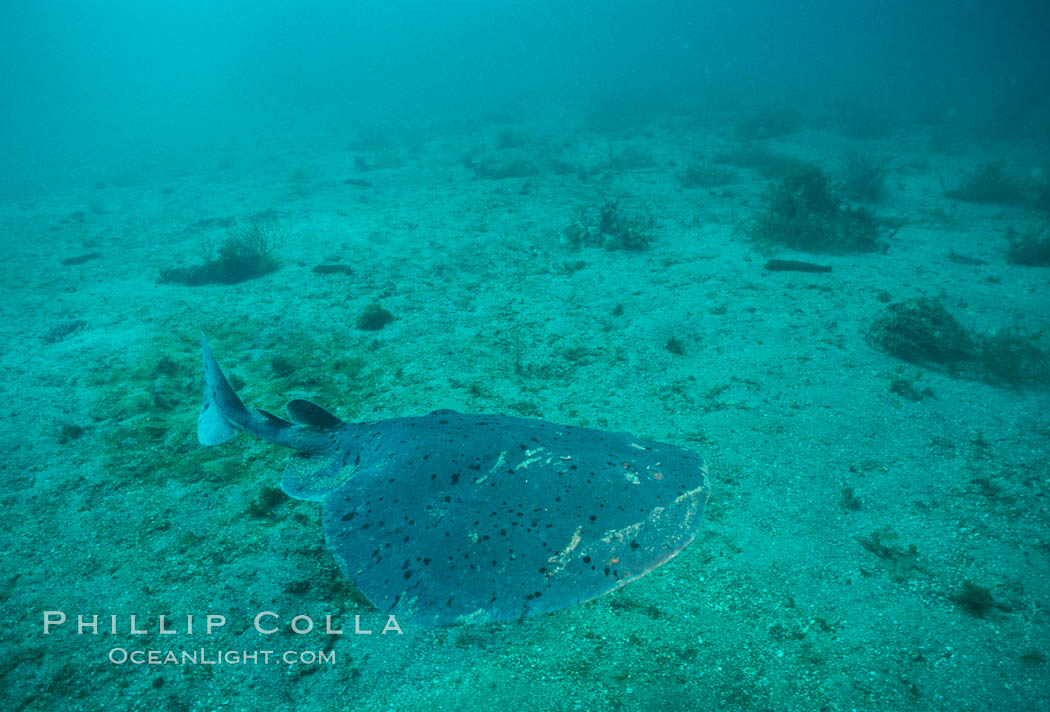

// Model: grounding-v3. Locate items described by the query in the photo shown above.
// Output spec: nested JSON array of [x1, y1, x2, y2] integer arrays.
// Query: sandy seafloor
[[2, 109, 1049, 711]]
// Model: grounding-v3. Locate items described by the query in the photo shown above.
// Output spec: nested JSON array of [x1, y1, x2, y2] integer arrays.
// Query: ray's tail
[[198, 333, 253, 446], [197, 334, 346, 453]]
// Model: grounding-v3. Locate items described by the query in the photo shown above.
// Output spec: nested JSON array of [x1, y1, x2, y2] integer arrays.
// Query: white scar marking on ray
[[544, 525, 584, 577]]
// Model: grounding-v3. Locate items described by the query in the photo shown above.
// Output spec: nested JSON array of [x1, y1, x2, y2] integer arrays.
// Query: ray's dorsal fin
[[258, 409, 294, 427], [286, 399, 344, 430]]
